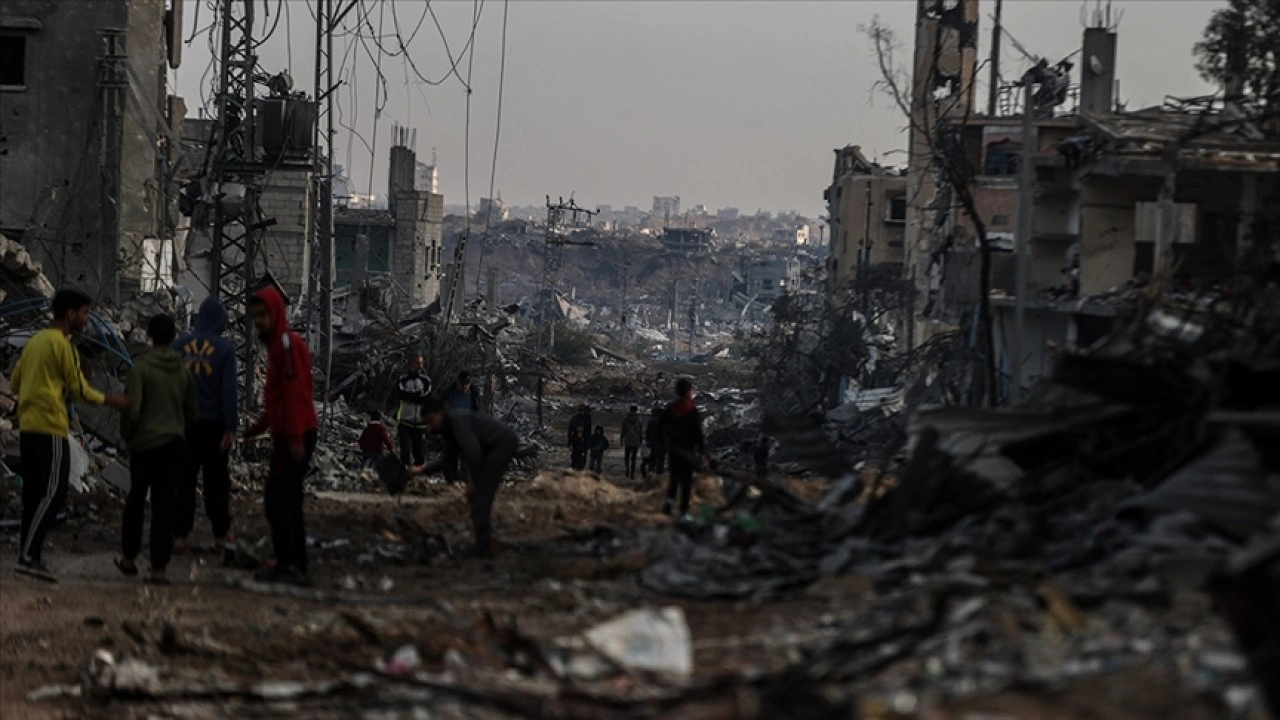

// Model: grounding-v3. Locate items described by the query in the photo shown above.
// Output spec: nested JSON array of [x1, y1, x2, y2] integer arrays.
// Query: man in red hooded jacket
[[244, 286, 318, 586]]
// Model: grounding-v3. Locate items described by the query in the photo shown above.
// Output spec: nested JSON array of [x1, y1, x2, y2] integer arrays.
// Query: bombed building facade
[[0, 0, 182, 300]]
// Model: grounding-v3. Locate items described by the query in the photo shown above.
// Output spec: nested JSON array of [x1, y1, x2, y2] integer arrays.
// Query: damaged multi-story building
[[886, 0, 1280, 397], [823, 145, 908, 289], [0, 0, 184, 300]]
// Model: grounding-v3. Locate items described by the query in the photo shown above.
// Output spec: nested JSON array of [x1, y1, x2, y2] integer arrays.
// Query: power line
[[464, 0, 480, 235], [472, 0, 510, 297]]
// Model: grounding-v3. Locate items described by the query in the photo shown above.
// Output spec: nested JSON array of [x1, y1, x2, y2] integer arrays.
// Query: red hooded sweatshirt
[[246, 286, 318, 450]]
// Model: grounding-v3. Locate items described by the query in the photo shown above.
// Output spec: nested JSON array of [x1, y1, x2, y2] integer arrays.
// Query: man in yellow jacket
[[10, 290, 128, 580]]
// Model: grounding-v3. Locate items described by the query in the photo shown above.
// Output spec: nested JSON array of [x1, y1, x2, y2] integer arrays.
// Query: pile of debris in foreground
[[640, 299, 1280, 716]]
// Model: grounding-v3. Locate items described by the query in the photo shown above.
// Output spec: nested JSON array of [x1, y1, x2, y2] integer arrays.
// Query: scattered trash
[[583, 606, 694, 680]]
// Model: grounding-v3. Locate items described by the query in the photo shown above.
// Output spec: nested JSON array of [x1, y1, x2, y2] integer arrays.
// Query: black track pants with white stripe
[[19, 433, 71, 565]]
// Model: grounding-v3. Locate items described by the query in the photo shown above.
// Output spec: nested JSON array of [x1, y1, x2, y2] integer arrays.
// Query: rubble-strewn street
[[4, 0, 1280, 718]]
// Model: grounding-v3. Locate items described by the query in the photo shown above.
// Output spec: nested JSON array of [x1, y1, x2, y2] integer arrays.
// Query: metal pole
[[1012, 76, 1035, 403], [987, 0, 1003, 116]]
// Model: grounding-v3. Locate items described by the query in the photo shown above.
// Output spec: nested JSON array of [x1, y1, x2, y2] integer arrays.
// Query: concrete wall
[[258, 166, 313, 301], [0, 0, 172, 297], [828, 174, 906, 289], [391, 190, 443, 307]]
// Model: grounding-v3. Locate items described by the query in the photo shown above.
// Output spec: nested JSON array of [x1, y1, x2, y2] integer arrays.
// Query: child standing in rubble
[[116, 315, 197, 585], [244, 286, 319, 587], [589, 425, 609, 474], [10, 289, 129, 581]]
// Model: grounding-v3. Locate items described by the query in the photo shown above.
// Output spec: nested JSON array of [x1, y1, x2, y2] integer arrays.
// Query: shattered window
[[0, 35, 25, 87]]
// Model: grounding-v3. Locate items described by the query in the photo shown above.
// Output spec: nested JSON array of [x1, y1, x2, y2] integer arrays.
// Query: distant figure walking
[[620, 406, 643, 479], [589, 425, 609, 474], [660, 379, 706, 521], [569, 424, 590, 471], [642, 405, 666, 478]]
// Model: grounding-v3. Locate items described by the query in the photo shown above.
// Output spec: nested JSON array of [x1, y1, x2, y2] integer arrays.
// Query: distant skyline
[[177, 1, 1222, 218]]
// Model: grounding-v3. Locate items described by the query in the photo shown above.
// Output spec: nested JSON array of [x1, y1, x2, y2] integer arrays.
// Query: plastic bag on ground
[[584, 606, 693, 680]]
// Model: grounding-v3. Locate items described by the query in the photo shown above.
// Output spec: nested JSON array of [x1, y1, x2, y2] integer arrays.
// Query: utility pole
[[1012, 69, 1036, 404], [310, 0, 336, 417], [537, 196, 595, 354], [205, 0, 265, 409], [97, 28, 127, 305], [987, 0, 1003, 116]]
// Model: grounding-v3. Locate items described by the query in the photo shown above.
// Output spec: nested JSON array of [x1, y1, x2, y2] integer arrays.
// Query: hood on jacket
[[253, 286, 290, 341], [137, 346, 186, 373], [668, 397, 696, 419], [194, 296, 228, 335]]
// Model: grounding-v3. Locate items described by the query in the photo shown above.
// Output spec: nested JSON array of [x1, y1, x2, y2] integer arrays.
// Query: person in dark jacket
[[620, 406, 643, 479], [174, 296, 239, 557], [441, 371, 482, 412], [567, 405, 592, 449], [753, 436, 771, 482], [589, 425, 609, 473], [407, 398, 518, 556], [245, 286, 319, 587], [358, 411, 395, 468], [117, 316, 197, 585], [642, 405, 666, 478], [396, 356, 432, 468], [569, 424, 590, 471], [660, 379, 706, 519]]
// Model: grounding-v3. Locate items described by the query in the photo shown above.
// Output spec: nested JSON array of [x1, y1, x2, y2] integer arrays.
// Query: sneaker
[[661, 499, 674, 516], [15, 559, 57, 583]]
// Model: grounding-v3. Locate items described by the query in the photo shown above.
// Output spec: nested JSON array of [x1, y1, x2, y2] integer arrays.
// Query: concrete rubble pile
[[641, 296, 1280, 717]]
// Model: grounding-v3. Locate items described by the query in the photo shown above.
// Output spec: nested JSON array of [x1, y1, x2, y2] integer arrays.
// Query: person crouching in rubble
[[358, 411, 395, 468], [244, 287, 319, 587], [405, 397, 518, 557], [642, 405, 666, 479], [660, 379, 707, 521], [569, 424, 590, 471], [116, 315, 197, 585], [589, 425, 609, 473]]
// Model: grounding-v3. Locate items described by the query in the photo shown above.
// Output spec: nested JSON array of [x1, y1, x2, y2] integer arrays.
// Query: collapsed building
[[828, 0, 1280, 400]]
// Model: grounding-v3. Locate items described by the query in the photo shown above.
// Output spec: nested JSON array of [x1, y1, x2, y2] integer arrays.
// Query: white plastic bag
[[584, 606, 693, 680]]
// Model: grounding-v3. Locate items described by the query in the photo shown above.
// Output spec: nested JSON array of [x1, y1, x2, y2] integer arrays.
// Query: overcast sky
[[176, 0, 1222, 217]]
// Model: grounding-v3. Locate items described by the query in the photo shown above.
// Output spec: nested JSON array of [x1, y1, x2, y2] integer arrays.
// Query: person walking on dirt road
[[407, 398, 519, 557], [620, 406, 643, 479], [10, 289, 129, 581], [174, 296, 239, 558], [244, 286, 319, 587], [116, 315, 197, 585], [642, 405, 666, 478], [660, 379, 707, 521], [589, 425, 609, 474]]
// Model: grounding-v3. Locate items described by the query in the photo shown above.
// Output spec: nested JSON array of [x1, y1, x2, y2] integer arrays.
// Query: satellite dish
[[1089, 55, 1106, 75]]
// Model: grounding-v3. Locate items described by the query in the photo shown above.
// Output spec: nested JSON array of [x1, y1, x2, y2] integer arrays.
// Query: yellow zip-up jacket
[[9, 328, 106, 437]]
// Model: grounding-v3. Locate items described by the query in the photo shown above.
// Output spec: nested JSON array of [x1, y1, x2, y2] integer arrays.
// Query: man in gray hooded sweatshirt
[[174, 297, 239, 555]]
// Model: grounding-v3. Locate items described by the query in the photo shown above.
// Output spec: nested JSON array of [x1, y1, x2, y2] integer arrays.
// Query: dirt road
[[0, 453, 1237, 719]]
